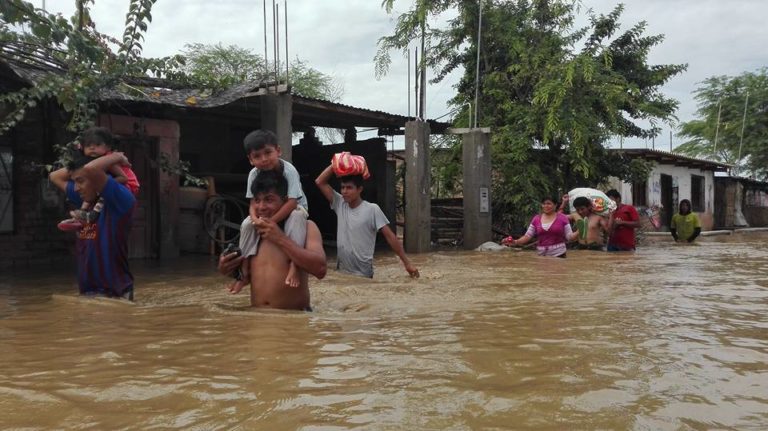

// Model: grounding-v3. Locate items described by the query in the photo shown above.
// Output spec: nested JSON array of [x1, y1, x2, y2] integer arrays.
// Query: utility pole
[[263, 0, 268, 76], [414, 49, 419, 119], [473, 0, 483, 128], [284, 0, 289, 86], [737, 92, 750, 171], [418, 21, 426, 120], [713, 99, 722, 155]]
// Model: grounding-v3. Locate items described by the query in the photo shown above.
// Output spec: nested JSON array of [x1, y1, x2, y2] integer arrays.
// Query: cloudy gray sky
[[48, 0, 768, 149]]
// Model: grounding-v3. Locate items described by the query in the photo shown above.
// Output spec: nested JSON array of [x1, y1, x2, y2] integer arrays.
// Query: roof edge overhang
[[613, 148, 731, 172]]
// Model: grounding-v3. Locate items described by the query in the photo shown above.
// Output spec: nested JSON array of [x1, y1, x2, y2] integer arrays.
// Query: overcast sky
[[47, 0, 768, 149]]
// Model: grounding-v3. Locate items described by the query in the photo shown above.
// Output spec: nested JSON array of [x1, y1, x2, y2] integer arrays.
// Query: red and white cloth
[[331, 152, 371, 179]]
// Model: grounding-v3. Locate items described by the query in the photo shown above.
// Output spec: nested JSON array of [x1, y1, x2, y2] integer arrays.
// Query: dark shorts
[[578, 243, 605, 251]]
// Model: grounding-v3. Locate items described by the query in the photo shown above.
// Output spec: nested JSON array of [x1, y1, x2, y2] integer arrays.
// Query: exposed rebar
[[473, 0, 483, 128]]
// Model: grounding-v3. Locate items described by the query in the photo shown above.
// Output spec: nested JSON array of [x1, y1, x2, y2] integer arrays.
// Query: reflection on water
[[1, 235, 768, 429]]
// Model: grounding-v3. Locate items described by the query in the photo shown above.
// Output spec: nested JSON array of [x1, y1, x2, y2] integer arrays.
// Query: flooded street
[[2, 235, 768, 430]]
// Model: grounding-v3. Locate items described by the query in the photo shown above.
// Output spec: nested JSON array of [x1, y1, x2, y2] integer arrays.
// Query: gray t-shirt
[[245, 159, 308, 210], [331, 191, 389, 278]]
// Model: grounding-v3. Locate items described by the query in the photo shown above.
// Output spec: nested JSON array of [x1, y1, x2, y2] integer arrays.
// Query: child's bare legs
[[58, 200, 95, 231], [283, 209, 308, 288], [70, 200, 93, 220], [285, 261, 300, 288]]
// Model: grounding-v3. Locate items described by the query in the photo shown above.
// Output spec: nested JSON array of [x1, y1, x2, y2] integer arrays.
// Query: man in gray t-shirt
[[315, 164, 419, 278]]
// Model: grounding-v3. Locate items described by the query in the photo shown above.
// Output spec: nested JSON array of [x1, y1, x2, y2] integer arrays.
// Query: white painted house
[[607, 149, 730, 231]]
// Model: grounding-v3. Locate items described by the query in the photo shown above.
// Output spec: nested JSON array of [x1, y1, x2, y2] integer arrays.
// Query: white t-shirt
[[331, 191, 389, 278], [245, 159, 308, 211]]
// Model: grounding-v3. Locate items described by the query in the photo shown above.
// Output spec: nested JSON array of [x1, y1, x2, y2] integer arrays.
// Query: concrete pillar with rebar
[[454, 127, 492, 249], [404, 120, 431, 253], [260, 90, 293, 161]]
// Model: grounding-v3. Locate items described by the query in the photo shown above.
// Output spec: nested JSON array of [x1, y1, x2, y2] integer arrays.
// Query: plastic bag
[[331, 152, 371, 179], [568, 188, 616, 216]]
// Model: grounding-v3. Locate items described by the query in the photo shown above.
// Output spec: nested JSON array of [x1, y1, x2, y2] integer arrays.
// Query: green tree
[[376, 1, 683, 230], [0, 0, 186, 136], [181, 43, 343, 101], [675, 68, 768, 179], [0, 0, 205, 183]]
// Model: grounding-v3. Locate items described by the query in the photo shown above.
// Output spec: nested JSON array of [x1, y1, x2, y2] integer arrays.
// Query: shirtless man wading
[[217, 170, 326, 310]]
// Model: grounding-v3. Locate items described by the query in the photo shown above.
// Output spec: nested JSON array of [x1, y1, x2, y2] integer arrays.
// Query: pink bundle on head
[[331, 152, 371, 179]]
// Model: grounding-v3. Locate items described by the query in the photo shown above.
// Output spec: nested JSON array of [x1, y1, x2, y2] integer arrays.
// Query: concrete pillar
[[461, 128, 492, 249], [260, 93, 293, 161], [404, 120, 431, 253], [383, 159, 397, 233]]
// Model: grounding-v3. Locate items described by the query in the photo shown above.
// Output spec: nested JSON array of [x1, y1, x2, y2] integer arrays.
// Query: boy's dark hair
[[250, 169, 288, 198], [340, 175, 364, 188], [606, 189, 621, 199], [573, 196, 591, 208], [243, 129, 278, 153], [80, 127, 114, 148], [66, 153, 95, 172]]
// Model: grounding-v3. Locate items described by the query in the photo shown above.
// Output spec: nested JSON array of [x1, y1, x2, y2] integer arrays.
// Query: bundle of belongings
[[567, 188, 617, 216], [331, 151, 371, 179]]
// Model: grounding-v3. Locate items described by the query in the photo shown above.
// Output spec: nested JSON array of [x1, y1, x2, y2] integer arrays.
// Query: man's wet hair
[[243, 129, 278, 153], [573, 197, 591, 208], [679, 199, 692, 215], [340, 174, 364, 188], [80, 127, 114, 148], [66, 153, 95, 172], [606, 189, 621, 199], [250, 169, 288, 198]]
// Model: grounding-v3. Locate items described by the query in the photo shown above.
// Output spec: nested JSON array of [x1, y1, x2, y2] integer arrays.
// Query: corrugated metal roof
[[613, 148, 731, 171], [294, 94, 409, 122], [1, 54, 450, 131]]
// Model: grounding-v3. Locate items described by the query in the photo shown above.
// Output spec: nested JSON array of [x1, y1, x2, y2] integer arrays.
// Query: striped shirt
[[66, 177, 135, 297]]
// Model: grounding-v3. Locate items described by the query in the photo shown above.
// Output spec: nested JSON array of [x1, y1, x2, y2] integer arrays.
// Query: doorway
[[660, 174, 673, 228], [120, 136, 160, 259]]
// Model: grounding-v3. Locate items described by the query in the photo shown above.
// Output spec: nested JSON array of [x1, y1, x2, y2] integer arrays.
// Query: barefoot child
[[57, 127, 139, 231], [229, 130, 308, 294]]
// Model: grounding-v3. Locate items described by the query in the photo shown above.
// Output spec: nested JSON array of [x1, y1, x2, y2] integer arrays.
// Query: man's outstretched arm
[[380, 225, 419, 278]]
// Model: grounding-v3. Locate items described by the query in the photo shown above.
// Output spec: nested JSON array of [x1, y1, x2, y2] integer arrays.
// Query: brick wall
[[0, 103, 75, 269]]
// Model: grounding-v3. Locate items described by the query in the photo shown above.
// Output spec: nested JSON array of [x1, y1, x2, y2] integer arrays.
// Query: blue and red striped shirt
[[66, 176, 135, 297]]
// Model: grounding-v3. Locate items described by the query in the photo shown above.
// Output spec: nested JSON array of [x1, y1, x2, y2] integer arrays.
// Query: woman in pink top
[[504, 196, 578, 258]]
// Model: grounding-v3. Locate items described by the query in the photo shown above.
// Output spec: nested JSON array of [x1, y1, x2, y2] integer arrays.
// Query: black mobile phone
[[223, 243, 241, 257]]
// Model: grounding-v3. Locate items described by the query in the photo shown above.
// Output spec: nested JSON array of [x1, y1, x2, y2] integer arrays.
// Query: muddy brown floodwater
[[1, 234, 768, 430]]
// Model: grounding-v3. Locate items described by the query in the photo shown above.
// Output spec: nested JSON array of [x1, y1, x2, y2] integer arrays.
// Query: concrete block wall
[[0, 106, 74, 269]]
